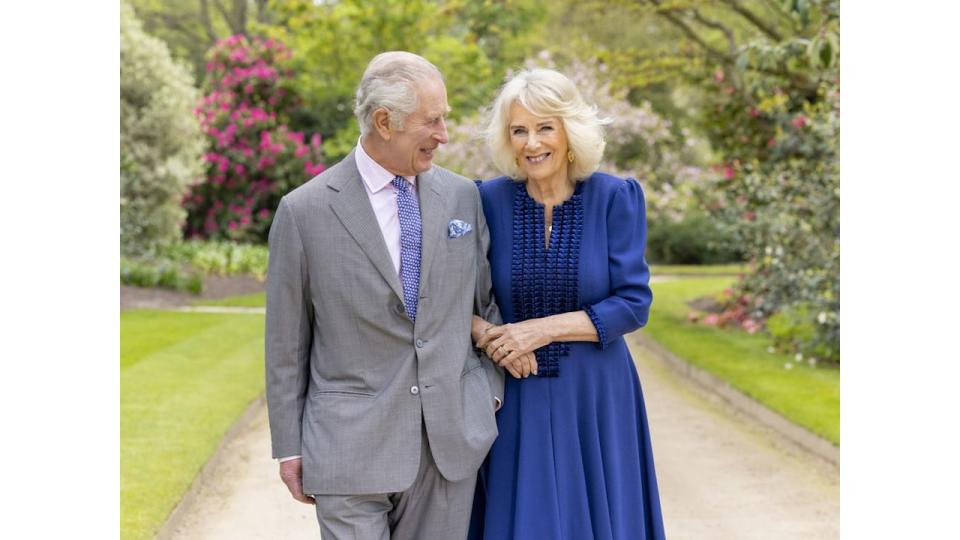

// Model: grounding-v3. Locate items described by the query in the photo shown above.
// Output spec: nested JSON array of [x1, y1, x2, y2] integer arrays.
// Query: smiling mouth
[[525, 153, 551, 164], [421, 148, 435, 158]]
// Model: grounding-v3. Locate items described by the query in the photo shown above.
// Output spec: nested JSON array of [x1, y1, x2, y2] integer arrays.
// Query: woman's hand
[[502, 351, 538, 378], [478, 320, 553, 374], [473, 317, 540, 378]]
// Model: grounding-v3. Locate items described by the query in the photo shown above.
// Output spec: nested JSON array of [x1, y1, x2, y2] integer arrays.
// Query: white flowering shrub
[[120, 0, 205, 257]]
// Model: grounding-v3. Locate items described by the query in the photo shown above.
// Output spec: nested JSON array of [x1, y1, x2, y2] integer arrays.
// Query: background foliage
[[261, 0, 543, 162], [121, 0, 839, 361]]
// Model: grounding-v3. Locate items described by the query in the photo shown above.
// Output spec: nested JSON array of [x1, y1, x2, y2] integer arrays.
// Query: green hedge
[[647, 213, 744, 265]]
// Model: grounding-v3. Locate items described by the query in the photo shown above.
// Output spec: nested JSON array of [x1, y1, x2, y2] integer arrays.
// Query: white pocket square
[[448, 219, 473, 238]]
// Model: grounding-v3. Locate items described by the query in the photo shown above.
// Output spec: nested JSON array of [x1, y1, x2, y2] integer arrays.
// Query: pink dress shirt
[[354, 139, 417, 275]]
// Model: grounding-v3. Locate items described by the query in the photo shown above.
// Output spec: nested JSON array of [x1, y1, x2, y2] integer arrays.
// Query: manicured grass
[[644, 277, 840, 444], [650, 263, 747, 276], [121, 310, 265, 540], [192, 291, 266, 307]]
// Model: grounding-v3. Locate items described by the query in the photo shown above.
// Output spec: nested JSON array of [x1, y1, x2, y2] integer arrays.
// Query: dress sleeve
[[583, 179, 653, 349]]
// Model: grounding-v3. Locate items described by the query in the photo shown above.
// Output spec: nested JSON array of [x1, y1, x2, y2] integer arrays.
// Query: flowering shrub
[[687, 288, 764, 335], [120, 1, 205, 257], [183, 35, 325, 242], [696, 47, 840, 362]]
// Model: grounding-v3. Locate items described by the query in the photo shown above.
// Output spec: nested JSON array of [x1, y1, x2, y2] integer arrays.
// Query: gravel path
[[157, 331, 839, 539]]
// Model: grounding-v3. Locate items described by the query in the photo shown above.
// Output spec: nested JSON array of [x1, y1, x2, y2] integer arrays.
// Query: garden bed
[[121, 274, 264, 310]]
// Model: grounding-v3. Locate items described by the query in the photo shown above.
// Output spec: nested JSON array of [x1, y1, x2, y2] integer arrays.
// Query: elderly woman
[[468, 68, 665, 539]]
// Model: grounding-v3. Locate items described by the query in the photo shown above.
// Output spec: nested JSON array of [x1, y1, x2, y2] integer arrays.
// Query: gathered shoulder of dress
[[470, 173, 665, 540]]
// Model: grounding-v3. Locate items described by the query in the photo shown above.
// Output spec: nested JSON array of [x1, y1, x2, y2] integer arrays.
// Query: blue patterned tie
[[392, 176, 422, 321]]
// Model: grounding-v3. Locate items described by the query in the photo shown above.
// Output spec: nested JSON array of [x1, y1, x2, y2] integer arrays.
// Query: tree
[[127, 0, 275, 80], [120, 0, 206, 258], [262, 0, 545, 162]]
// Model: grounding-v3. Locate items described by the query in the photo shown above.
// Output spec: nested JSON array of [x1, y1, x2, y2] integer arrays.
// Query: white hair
[[485, 68, 607, 181], [354, 51, 443, 136]]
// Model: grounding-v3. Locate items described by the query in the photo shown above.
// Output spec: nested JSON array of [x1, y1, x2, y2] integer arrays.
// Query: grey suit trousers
[[311, 422, 477, 540]]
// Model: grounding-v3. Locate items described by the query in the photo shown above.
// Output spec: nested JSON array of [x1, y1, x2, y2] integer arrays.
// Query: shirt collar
[[355, 137, 416, 193]]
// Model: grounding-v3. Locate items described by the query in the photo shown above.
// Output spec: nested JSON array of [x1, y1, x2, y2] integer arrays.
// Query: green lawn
[[191, 291, 266, 307], [121, 310, 266, 540], [650, 263, 747, 276], [644, 277, 840, 444]]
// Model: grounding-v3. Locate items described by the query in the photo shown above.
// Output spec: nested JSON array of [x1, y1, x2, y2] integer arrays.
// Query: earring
[[567, 151, 575, 163]]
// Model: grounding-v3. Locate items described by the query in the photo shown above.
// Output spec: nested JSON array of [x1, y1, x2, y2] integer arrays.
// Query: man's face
[[383, 78, 450, 176]]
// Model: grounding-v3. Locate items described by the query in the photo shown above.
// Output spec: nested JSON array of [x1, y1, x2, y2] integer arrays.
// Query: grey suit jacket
[[265, 150, 505, 495]]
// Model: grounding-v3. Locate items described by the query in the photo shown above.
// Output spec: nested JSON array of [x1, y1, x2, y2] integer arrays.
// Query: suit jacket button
[[395, 303, 405, 314], [410, 385, 420, 395], [415, 339, 424, 348]]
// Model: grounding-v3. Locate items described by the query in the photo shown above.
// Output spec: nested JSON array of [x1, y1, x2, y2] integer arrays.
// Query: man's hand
[[279, 458, 315, 505]]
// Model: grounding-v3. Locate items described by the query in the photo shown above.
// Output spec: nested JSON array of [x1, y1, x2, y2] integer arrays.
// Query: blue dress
[[469, 173, 665, 540]]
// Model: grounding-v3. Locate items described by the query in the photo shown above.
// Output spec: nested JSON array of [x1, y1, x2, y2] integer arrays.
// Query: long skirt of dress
[[469, 340, 666, 540]]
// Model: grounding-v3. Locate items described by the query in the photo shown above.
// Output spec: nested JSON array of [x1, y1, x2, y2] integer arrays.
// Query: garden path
[[156, 326, 839, 539]]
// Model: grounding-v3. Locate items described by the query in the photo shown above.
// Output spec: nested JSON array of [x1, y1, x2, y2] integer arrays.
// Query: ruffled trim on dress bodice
[[510, 182, 584, 377]]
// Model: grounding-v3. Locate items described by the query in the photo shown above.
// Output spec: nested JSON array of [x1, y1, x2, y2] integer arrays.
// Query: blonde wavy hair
[[485, 68, 607, 181]]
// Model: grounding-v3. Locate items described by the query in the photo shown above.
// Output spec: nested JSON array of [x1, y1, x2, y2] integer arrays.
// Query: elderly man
[[265, 51, 507, 539]]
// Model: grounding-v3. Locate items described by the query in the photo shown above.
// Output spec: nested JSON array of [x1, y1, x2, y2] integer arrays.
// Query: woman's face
[[508, 102, 569, 185]]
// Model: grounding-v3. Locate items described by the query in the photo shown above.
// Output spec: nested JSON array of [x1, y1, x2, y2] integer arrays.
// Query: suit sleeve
[[472, 185, 505, 403], [265, 197, 314, 459], [582, 179, 653, 349]]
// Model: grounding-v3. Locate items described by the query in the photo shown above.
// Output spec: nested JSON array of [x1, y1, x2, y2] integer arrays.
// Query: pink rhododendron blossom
[[287, 131, 304, 144], [791, 115, 808, 128], [251, 108, 268, 121], [257, 156, 274, 170]]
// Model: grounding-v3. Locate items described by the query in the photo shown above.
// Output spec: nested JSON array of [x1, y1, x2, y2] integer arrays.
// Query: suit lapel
[[328, 151, 405, 302], [416, 167, 446, 291]]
